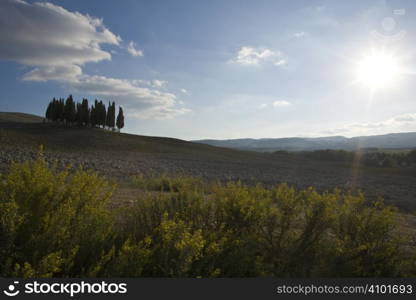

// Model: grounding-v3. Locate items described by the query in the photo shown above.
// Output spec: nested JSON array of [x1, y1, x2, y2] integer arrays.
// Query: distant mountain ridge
[[193, 132, 416, 152]]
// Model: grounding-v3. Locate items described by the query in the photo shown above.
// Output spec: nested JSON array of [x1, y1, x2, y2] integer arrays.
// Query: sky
[[0, 0, 416, 140]]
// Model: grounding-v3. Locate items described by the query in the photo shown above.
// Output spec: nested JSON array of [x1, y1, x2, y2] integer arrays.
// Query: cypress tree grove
[[45, 95, 125, 130]]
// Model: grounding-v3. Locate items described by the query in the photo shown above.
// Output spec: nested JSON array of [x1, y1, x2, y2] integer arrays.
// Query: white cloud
[[272, 100, 291, 107], [292, 31, 306, 38], [258, 103, 268, 109], [127, 41, 143, 57], [180, 88, 188, 94], [321, 113, 416, 136], [130, 79, 167, 89], [22, 65, 82, 82], [70, 75, 189, 119], [0, 0, 120, 67], [152, 79, 166, 88], [230, 46, 287, 67], [274, 59, 287, 66], [0, 0, 188, 120]]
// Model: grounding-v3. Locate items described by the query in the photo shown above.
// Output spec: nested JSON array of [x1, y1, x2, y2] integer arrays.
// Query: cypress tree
[[106, 101, 116, 129], [111, 102, 116, 128], [91, 100, 99, 127], [76, 103, 82, 126], [99, 101, 106, 128], [116, 106, 125, 132], [64, 96, 71, 124], [81, 98, 90, 125], [45, 99, 53, 121], [106, 101, 111, 128], [64, 95, 76, 125], [51, 98, 59, 122], [58, 98, 65, 123]]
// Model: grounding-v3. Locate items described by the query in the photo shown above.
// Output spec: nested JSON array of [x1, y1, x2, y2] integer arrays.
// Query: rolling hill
[[1, 112, 416, 211], [193, 132, 416, 152]]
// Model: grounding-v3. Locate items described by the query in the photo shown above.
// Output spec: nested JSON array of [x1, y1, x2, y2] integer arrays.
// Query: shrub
[[0, 150, 115, 277], [0, 154, 412, 277]]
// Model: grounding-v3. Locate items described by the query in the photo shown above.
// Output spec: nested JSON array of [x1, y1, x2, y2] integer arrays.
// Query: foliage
[[0, 149, 115, 277], [0, 153, 414, 277]]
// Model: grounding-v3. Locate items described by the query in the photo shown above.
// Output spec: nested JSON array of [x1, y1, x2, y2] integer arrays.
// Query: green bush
[[131, 174, 206, 192], [0, 151, 115, 277], [0, 153, 413, 277]]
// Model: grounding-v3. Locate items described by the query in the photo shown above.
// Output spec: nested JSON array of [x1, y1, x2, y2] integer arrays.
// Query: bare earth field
[[1, 112, 416, 212]]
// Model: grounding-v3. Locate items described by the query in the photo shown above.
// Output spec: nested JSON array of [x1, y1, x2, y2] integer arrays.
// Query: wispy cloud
[[320, 113, 416, 136], [272, 100, 291, 107], [71, 75, 189, 119], [257, 100, 291, 109], [127, 41, 143, 57], [230, 46, 287, 67], [151, 80, 166, 88], [292, 31, 306, 38], [0, 0, 188, 119]]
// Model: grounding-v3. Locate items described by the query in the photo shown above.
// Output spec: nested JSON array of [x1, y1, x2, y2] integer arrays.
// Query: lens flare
[[355, 51, 402, 90]]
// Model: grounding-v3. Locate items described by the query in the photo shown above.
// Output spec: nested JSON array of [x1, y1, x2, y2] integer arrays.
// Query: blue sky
[[0, 0, 415, 140]]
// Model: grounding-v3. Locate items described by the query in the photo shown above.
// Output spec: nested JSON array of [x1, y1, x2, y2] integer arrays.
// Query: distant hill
[[193, 132, 416, 152]]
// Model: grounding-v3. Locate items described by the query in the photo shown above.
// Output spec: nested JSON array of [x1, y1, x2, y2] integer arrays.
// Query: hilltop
[[0, 112, 44, 123], [1, 112, 416, 211]]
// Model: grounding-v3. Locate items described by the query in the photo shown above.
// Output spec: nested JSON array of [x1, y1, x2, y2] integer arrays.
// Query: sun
[[355, 50, 402, 90]]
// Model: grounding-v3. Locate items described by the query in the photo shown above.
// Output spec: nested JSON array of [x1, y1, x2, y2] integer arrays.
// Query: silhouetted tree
[[81, 98, 90, 125], [98, 101, 106, 128], [45, 99, 53, 121], [116, 106, 124, 132], [76, 102, 83, 126], [106, 101, 116, 129], [111, 102, 116, 128], [106, 101, 111, 128], [64, 95, 76, 125], [57, 98, 65, 123], [90, 100, 98, 127]]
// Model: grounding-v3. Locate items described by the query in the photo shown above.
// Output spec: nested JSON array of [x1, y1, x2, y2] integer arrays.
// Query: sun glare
[[355, 50, 402, 90]]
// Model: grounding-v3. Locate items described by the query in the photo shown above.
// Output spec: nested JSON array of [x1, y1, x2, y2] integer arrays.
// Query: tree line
[[45, 95, 124, 131]]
